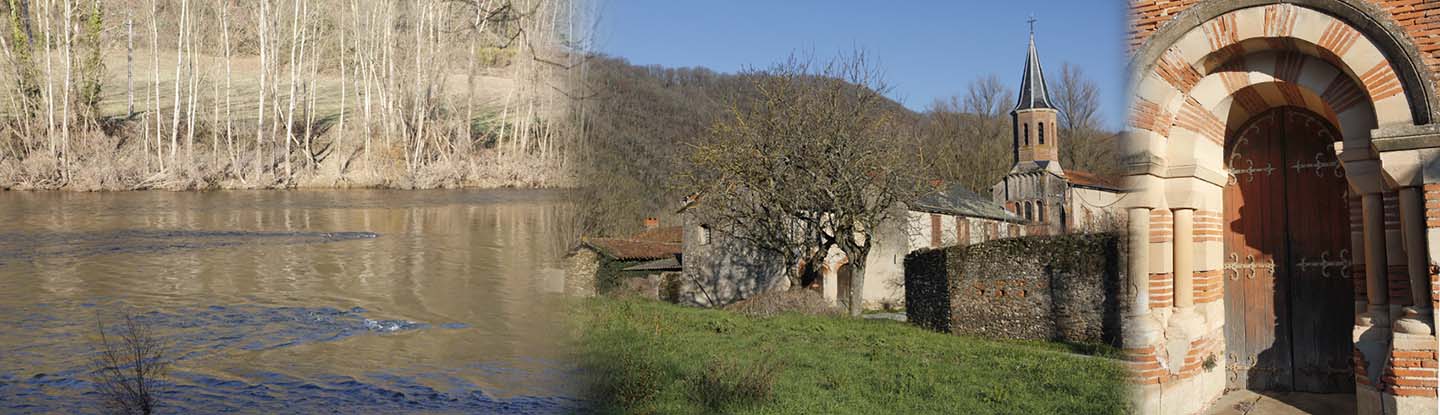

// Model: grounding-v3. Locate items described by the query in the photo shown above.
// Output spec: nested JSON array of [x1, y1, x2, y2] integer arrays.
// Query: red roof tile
[[630, 226, 683, 244], [583, 237, 682, 261], [1065, 170, 1119, 190], [580, 226, 684, 261]]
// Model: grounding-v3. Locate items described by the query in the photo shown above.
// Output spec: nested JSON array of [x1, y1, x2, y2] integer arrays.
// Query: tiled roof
[[911, 183, 1023, 222], [582, 237, 682, 261], [623, 257, 682, 272], [630, 226, 683, 243], [1064, 170, 1119, 190], [580, 226, 684, 261]]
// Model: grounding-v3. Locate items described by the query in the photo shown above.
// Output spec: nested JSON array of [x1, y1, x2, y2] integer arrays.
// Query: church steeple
[[1014, 17, 1054, 112], [1010, 17, 1062, 169]]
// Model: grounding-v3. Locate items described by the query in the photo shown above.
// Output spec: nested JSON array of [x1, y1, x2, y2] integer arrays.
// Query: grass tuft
[[686, 355, 783, 412]]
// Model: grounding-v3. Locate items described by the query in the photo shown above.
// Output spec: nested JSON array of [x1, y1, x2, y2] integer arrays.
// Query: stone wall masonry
[[904, 234, 1125, 346]]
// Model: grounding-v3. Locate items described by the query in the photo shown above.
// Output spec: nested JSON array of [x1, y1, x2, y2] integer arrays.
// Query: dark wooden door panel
[[1281, 110, 1354, 393], [1222, 108, 1352, 393]]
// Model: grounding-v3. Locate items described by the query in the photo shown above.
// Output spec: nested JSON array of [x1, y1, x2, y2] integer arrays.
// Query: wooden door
[[1280, 110, 1352, 392], [1222, 108, 1352, 393], [1224, 110, 1291, 391]]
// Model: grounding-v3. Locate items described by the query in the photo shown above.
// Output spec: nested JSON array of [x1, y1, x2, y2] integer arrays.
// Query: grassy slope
[[579, 299, 1129, 415]]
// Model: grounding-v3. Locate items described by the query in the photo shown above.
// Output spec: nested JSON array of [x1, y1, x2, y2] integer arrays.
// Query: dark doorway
[[1222, 107, 1354, 393]]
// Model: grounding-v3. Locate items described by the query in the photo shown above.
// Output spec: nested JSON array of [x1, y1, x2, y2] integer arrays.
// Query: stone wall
[[563, 249, 599, 297], [679, 213, 789, 307], [904, 233, 1124, 346]]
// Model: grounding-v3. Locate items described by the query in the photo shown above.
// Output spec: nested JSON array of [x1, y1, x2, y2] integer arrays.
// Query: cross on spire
[[1028, 14, 1037, 35]]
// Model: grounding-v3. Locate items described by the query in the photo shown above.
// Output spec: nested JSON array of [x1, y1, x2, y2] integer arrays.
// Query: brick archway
[[1124, 2, 1439, 414], [1130, 0, 1439, 124]]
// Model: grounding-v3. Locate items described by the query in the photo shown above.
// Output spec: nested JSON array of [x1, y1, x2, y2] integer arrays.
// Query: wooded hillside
[[574, 55, 1117, 236], [0, 0, 589, 190]]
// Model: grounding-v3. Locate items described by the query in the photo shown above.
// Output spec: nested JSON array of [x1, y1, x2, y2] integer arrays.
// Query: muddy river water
[[0, 190, 582, 413]]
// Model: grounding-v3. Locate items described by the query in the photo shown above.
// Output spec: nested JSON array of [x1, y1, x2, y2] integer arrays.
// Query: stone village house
[[1125, 1, 1439, 414], [564, 28, 1126, 312], [563, 219, 683, 299]]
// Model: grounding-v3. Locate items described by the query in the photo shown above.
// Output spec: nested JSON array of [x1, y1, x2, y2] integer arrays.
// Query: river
[[0, 189, 583, 414]]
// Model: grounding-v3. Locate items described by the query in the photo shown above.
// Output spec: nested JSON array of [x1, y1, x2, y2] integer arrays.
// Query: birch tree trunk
[[336, 7, 346, 170], [41, 0, 54, 158], [282, 0, 302, 180], [125, 12, 132, 118], [168, 0, 187, 161], [150, 0, 161, 171], [254, 0, 267, 180], [220, 0, 233, 164], [184, 9, 196, 166], [60, 0, 71, 176]]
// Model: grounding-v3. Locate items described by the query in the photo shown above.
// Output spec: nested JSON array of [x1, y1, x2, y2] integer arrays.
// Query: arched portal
[[1124, 2, 1440, 414], [1222, 106, 1353, 392]]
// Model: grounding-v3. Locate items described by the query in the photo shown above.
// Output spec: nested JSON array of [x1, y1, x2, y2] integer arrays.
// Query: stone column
[[1361, 192, 1391, 327], [1397, 187, 1434, 334], [1172, 208, 1195, 310], [1129, 207, 1152, 313]]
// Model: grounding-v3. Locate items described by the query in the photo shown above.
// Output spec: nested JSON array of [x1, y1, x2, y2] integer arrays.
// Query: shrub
[[686, 355, 784, 412], [724, 289, 840, 318], [581, 328, 668, 410], [91, 312, 168, 415]]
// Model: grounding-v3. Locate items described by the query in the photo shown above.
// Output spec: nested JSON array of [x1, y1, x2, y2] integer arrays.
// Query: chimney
[[644, 217, 660, 230]]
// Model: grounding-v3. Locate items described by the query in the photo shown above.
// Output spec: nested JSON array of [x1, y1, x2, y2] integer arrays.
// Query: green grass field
[[578, 299, 1129, 415]]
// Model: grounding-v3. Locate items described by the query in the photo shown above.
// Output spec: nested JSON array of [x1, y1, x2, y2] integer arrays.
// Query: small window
[[699, 225, 712, 245], [1023, 124, 1030, 145], [1038, 123, 1045, 144], [1037, 201, 1046, 223]]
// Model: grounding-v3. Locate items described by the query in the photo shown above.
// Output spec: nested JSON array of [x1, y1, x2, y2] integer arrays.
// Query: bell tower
[[1011, 18, 1061, 171]]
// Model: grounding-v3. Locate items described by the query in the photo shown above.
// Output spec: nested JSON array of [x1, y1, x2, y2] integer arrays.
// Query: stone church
[[1124, 1, 1439, 414], [990, 27, 1125, 235]]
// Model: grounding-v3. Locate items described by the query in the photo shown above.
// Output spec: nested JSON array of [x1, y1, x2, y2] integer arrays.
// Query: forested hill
[[574, 55, 1116, 236]]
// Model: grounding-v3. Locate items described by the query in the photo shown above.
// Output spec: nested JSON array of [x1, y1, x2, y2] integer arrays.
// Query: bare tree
[[1051, 62, 1117, 176], [219, 0, 232, 163], [149, 0, 161, 171], [124, 10, 132, 117], [679, 52, 926, 316], [59, 0, 71, 175], [914, 75, 1013, 193], [253, 0, 267, 180], [90, 312, 169, 415], [167, 0, 186, 162], [1053, 62, 1099, 133]]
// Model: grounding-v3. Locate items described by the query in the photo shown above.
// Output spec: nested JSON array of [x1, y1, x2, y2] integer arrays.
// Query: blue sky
[[593, 1, 1130, 130]]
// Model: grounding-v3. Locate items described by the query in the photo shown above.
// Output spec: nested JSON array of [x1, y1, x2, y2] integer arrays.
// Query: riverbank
[[0, 142, 573, 192], [577, 299, 1129, 414]]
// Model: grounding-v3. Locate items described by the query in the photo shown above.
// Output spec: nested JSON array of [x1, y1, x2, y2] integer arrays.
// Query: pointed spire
[[1014, 18, 1054, 112]]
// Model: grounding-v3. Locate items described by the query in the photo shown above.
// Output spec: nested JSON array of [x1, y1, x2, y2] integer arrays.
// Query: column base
[[1125, 311, 1163, 347], [1393, 306, 1433, 335], [1358, 304, 1391, 328], [1165, 307, 1205, 373]]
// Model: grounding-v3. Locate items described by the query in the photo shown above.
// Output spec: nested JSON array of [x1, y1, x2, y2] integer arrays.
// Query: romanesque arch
[[1131, 0, 1438, 124], [1124, 2, 1439, 414]]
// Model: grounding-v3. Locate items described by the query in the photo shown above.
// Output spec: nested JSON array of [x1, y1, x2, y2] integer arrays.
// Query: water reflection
[[0, 190, 581, 413]]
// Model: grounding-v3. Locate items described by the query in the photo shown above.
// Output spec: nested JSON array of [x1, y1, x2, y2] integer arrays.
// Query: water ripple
[[0, 302, 578, 414], [0, 229, 380, 265]]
